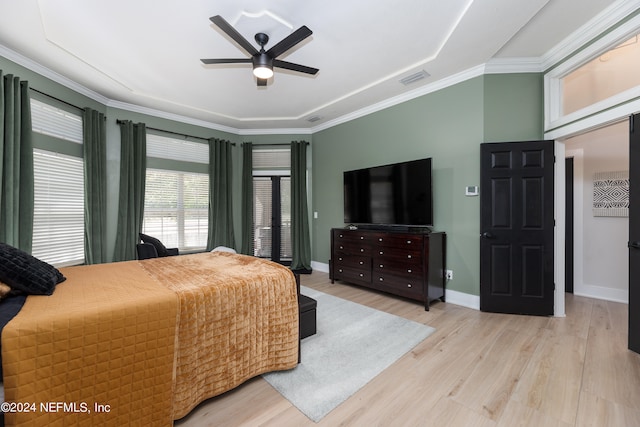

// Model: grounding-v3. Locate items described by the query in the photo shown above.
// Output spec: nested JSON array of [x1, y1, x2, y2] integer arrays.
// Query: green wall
[[2, 52, 544, 296], [311, 74, 544, 296]]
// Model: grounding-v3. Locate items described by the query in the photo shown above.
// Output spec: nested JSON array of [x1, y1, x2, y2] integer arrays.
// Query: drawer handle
[[379, 238, 383, 242], [407, 240, 412, 244], [340, 245, 344, 250], [360, 248, 365, 252], [407, 269, 412, 273], [359, 273, 364, 277], [339, 234, 343, 238], [338, 269, 343, 273], [407, 254, 412, 259], [379, 251, 384, 255], [379, 264, 384, 268], [379, 277, 384, 282], [339, 257, 343, 261], [359, 261, 364, 265], [407, 284, 412, 288], [360, 236, 364, 240]]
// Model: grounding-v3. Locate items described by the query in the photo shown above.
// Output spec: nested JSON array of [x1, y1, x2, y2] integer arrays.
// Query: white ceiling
[[0, 0, 625, 133]]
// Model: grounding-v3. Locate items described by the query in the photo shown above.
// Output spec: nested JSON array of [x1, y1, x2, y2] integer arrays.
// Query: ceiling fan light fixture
[[253, 65, 274, 79]]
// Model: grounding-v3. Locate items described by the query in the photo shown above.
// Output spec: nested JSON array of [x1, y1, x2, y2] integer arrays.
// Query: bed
[[0, 250, 299, 426]]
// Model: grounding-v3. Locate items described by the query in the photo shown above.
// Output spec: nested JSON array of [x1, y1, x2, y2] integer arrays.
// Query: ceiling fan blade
[[273, 59, 319, 75], [257, 78, 268, 87], [266, 26, 313, 59], [209, 15, 259, 56], [201, 58, 252, 64]]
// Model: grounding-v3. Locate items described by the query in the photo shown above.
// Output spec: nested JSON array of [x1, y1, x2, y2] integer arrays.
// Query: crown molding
[[540, 0, 640, 71], [310, 64, 486, 133], [484, 57, 543, 74], [0, 44, 111, 105]]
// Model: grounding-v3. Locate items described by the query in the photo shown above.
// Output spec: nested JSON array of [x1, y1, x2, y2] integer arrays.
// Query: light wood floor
[[175, 271, 640, 427]]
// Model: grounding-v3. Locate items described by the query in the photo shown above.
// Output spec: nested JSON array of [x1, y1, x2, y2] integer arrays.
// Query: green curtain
[[240, 142, 253, 255], [290, 141, 311, 271], [207, 138, 235, 250], [82, 108, 107, 264], [113, 121, 146, 261], [0, 71, 34, 252]]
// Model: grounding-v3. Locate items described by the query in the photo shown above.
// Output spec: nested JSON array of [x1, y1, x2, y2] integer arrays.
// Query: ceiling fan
[[201, 15, 319, 86]]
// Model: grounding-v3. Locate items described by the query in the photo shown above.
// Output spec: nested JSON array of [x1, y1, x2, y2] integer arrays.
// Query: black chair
[[137, 234, 179, 260]]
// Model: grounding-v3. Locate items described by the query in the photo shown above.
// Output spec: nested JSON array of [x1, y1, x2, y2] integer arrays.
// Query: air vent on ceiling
[[399, 70, 430, 86], [307, 115, 322, 123]]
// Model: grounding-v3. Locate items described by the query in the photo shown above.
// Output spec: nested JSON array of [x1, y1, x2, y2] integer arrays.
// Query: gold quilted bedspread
[[1, 252, 299, 425], [138, 252, 299, 419], [1, 261, 178, 426]]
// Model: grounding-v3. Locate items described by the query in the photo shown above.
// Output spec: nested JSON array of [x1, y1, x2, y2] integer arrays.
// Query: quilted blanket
[[138, 252, 299, 419], [1, 252, 299, 425], [1, 261, 178, 426]]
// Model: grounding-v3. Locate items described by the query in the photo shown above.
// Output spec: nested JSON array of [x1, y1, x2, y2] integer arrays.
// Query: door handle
[[629, 241, 640, 249], [481, 232, 495, 239]]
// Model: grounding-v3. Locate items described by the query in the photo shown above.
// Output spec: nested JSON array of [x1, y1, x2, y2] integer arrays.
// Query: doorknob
[[481, 232, 495, 239], [629, 241, 640, 249]]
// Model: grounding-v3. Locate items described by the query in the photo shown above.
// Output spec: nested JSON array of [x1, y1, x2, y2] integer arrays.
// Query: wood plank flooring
[[175, 272, 640, 427]]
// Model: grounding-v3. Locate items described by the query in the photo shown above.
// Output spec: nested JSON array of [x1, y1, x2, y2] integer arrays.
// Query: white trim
[[544, 102, 632, 141], [575, 284, 629, 304], [484, 57, 543, 74], [445, 289, 480, 311], [544, 12, 640, 132], [311, 261, 329, 273]]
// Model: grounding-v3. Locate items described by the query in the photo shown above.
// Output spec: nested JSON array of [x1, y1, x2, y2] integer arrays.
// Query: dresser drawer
[[333, 266, 371, 285], [371, 233, 424, 249], [371, 272, 423, 299], [334, 255, 370, 270], [333, 241, 372, 256], [333, 230, 372, 244], [373, 259, 423, 276]]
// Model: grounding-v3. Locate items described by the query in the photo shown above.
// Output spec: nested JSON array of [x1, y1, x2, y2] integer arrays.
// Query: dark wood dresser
[[329, 227, 446, 310]]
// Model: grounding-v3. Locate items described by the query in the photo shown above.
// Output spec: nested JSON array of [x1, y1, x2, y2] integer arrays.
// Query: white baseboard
[[310, 261, 480, 310], [574, 283, 628, 304], [444, 289, 480, 310]]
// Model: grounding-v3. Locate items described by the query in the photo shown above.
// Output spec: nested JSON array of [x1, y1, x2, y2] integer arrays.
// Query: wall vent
[[307, 115, 322, 123], [399, 70, 430, 86]]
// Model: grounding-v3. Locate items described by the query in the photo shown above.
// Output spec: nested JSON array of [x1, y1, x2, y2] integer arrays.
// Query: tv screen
[[343, 158, 433, 226]]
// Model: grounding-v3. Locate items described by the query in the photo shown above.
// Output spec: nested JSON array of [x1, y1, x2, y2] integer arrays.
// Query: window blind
[[146, 133, 208, 163], [253, 148, 290, 172], [30, 98, 83, 143], [143, 169, 209, 251], [32, 149, 85, 266]]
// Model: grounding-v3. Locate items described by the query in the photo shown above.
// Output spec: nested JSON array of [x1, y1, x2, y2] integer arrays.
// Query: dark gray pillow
[[139, 233, 169, 257], [0, 243, 66, 295]]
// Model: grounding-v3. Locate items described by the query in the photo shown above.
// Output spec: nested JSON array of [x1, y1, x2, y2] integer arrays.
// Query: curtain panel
[[82, 108, 107, 264], [113, 121, 146, 262], [0, 71, 34, 252], [290, 141, 311, 271], [240, 142, 253, 255], [207, 138, 235, 250]]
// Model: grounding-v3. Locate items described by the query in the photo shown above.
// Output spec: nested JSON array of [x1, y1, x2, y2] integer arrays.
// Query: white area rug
[[263, 286, 435, 422]]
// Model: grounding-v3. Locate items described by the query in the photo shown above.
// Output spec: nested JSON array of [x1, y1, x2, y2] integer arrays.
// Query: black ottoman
[[299, 294, 317, 339]]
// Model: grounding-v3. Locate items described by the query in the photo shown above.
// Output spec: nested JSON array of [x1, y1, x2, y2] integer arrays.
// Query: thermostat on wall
[[465, 186, 479, 196]]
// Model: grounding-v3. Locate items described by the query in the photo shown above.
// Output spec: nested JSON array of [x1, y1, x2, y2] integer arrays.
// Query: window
[[252, 148, 291, 262], [32, 149, 85, 266], [31, 99, 85, 266], [143, 133, 209, 251]]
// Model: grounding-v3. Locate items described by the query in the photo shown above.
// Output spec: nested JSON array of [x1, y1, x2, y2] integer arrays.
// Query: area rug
[[263, 286, 435, 422]]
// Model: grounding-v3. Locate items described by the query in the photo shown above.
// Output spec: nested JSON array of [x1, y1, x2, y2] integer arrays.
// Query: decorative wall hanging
[[593, 170, 629, 217]]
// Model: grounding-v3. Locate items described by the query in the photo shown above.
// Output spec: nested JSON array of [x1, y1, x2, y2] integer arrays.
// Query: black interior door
[[480, 140, 555, 315], [565, 157, 574, 293], [629, 114, 640, 354]]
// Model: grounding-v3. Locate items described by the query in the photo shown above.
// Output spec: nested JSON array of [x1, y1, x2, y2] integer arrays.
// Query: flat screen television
[[343, 158, 433, 227]]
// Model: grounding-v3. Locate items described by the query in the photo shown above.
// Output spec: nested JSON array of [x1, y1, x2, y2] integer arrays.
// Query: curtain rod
[[116, 119, 235, 145], [243, 142, 309, 146], [29, 87, 84, 111]]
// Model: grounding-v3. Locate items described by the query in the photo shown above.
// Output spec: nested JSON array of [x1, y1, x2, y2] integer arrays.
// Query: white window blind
[[143, 169, 209, 251], [30, 98, 83, 143], [146, 133, 208, 163], [253, 148, 290, 172], [32, 149, 85, 267]]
